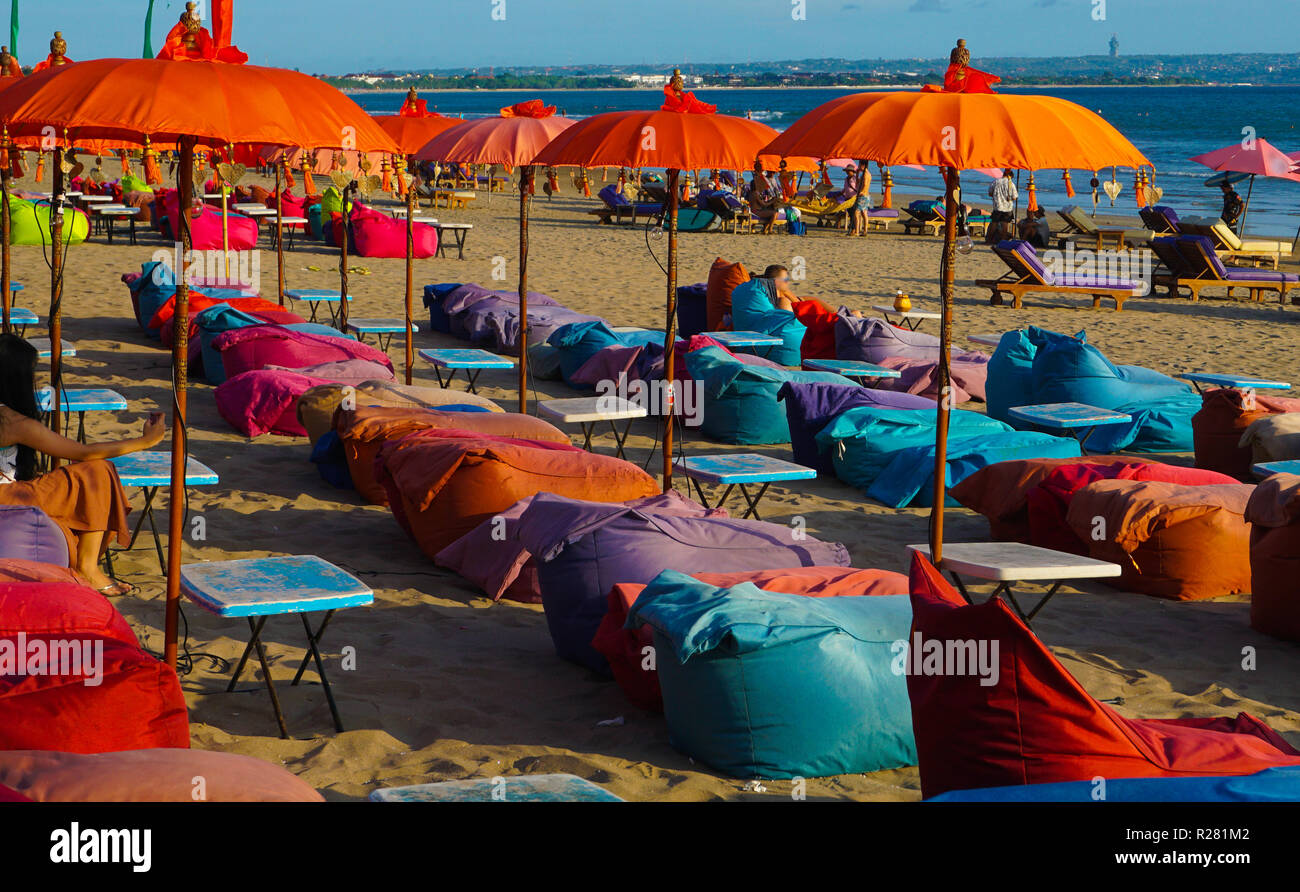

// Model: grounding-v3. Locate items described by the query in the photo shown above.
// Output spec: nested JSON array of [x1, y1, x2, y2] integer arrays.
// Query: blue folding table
[[674, 452, 816, 520], [1252, 460, 1300, 479], [346, 318, 419, 352], [108, 452, 219, 573], [284, 288, 353, 325], [36, 387, 128, 443], [419, 347, 513, 393], [801, 358, 902, 383], [1006, 402, 1132, 452]]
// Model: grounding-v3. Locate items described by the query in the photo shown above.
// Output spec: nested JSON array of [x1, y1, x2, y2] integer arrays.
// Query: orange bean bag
[[1192, 390, 1300, 480], [705, 257, 748, 331], [1244, 473, 1300, 641], [375, 431, 659, 557], [594, 566, 909, 712], [335, 406, 570, 505], [1065, 479, 1254, 600]]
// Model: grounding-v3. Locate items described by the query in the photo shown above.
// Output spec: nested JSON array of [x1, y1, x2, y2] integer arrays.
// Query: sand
[[14, 172, 1300, 802]]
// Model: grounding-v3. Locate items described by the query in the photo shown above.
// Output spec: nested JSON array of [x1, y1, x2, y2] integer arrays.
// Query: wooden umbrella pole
[[49, 150, 65, 450], [337, 182, 351, 332], [275, 160, 285, 306], [1241, 174, 1255, 236], [661, 168, 680, 491], [220, 182, 230, 280], [930, 167, 959, 565], [1, 133, 11, 334], [164, 138, 196, 670], [405, 159, 415, 386], [517, 164, 532, 414]]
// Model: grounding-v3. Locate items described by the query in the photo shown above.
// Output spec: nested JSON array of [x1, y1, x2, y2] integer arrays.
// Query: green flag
[[143, 0, 156, 58], [9, 0, 17, 58]]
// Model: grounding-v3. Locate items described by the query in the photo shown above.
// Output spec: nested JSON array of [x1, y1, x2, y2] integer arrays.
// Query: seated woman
[[0, 335, 167, 595], [761, 265, 862, 318], [746, 163, 781, 234]]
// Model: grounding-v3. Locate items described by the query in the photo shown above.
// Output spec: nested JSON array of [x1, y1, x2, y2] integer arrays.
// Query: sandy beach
[[15, 171, 1300, 802]]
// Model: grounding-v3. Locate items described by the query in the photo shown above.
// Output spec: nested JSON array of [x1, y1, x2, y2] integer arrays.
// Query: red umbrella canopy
[[413, 113, 576, 167], [1191, 138, 1300, 182], [0, 58, 399, 153], [533, 110, 778, 171], [760, 90, 1151, 172], [374, 114, 464, 156]]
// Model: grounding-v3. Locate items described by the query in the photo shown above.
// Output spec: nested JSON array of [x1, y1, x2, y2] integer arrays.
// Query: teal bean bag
[[627, 569, 917, 779], [6, 196, 89, 246], [685, 345, 852, 444], [729, 278, 806, 367]]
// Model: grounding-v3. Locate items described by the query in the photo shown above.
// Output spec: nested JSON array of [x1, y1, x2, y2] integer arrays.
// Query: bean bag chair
[[121, 174, 154, 196], [873, 355, 989, 403], [0, 749, 323, 802], [816, 406, 1081, 508], [930, 766, 1300, 802], [627, 570, 916, 778], [547, 321, 663, 388], [1244, 474, 1300, 641], [440, 283, 596, 356], [0, 506, 70, 567], [676, 282, 708, 338], [1065, 479, 1254, 600], [790, 299, 840, 361], [159, 198, 257, 251], [295, 380, 503, 447], [1241, 412, 1300, 465], [151, 295, 302, 361], [350, 203, 438, 258], [705, 257, 748, 330], [212, 325, 393, 381], [375, 431, 659, 559], [261, 188, 308, 217], [987, 327, 1200, 452], [835, 315, 990, 401], [195, 304, 312, 384], [436, 490, 722, 604], [778, 380, 932, 473], [335, 406, 569, 505], [515, 493, 850, 673], [686, 346, 854, 444], [1194, 389, 1300, 480], [124, 261, 253, 337], [319, 186, 352, 218], [422, 282, 464, 334], [596, 566, 909, 712], [0, 560, 85, 585], [122, 190, 157, 225], [4, 196, 89, 246], [273, 359, 395, 385], [1026, 461, 1242, 555], [907, 552, 1300, 798], [0, 582, 138, 646], [215, 369, 340, 437], [728, 279, 806, 367]]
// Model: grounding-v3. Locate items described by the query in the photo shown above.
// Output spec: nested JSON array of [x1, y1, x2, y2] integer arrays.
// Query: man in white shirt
[[987, 169, 1018, 243]]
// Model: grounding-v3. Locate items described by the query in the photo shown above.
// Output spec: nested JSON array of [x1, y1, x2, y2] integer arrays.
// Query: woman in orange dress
[[0, 335, 166, 594]]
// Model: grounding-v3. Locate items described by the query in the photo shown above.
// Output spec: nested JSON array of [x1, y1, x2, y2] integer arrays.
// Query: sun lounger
[[1160, 235, 1299, 304], [901, 200, 990, 237], [1140, 204, 1181, 234], [785, 193, 857, 228], [975, 239, 1141, 310], [588, 184, 662, 225], [1054, 204, 1151, 251], [1177, 216, 1292, 269]]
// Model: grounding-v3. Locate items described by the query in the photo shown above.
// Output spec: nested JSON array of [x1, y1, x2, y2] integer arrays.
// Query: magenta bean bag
[[213, 325, 394, 380], [215, 369, 340, 437], [350, 203, 438, 259], [159, 192, 258, 251]]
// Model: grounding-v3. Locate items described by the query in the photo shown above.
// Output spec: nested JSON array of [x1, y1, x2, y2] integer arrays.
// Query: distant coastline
[[341, 82, 1286, 96]]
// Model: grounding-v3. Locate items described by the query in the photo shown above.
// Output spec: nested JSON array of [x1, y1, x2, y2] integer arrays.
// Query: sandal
[[98, 581, 137, 597]]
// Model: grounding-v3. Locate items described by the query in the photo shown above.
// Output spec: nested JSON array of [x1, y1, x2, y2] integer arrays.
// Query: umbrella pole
[[49, 151, 65, 450], [221, 187, 230, 281], [517, 164, 532, 414], [164, 138, 196, 670], [661, 168, 680, 491], [1241, 174, 1255, 235], [930, 168, 959, 566], [337, 183, 351, 333], [405, 160, 415, 386], [1, 135, 10, 335], [275, 162, 285, 306]]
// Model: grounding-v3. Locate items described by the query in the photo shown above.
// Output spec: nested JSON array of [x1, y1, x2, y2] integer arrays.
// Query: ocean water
[[355, 85, 1300, 237]]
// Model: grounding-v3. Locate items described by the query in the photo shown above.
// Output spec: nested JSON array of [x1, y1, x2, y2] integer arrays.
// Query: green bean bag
[[6, 196, 89, 246]]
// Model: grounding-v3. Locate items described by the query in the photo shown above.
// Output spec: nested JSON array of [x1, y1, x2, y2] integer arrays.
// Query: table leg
[[129, 217, 137, 246], [579, 422, 595, 451], [736, 482, 772, 521], [464, 369, 482, 393], [608, 419, 634, 459], [76, 411, 87, 444], [293, 611, 345, 732], [456, 230, 468, 260], [248, 617, 290, 739]]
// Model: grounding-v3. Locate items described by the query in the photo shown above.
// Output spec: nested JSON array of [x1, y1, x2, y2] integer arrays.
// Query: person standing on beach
[[1220, 182, 1245, 233], [987, 169, 1018, 243]]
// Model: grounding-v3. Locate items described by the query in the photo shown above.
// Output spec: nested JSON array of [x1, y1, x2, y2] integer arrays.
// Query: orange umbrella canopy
[[533, 110, 777, 171], [0, 58, 398, 153], [760, 91, 1151, 171], [414, 114, 577, 167], [374, 114, 464, 156]]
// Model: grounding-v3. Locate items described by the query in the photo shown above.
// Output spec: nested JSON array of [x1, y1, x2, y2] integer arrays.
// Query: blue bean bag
[[815, 406, 1082, 507], [729, 279, 806, 367], [422, 283, 464, 334], [778, 380, 932, 473], [548, 321, 663, 388], [686, 346, 852, 444], [675, 283, 708, 338], [128, 262, 250, 340], [515, 493, 850, 674], [987, 327, 1200, 452], [627, 569, 916, 778], [928, 766, 1300, 801]]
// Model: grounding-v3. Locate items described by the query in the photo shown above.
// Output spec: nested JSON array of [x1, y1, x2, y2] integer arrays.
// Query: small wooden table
[[346, 318, 419, 352], [180, 555, 374, 739], [1006, 402, 1132, 451], [36, 387, 128, 443], [419, 347, 513, 393], [283, 288, 353, 325], [538, 396, 648, 459], [874, 305, 941, 331], [108, 452, 219, 574], [270, 216, 309, 251], [801, 358, 902, 383], [95, 206, 141, 245], [436, 222, 473, 260], [906, 541, 1122, 626], [675, 452, 816, 520]]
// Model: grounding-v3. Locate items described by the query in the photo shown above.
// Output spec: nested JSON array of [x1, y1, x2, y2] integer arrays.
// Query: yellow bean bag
[[6, 196, 89, 246]]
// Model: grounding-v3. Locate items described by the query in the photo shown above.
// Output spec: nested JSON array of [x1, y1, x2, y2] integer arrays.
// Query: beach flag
[[211, 0, 234, 49], [9, 0, 17, 59]]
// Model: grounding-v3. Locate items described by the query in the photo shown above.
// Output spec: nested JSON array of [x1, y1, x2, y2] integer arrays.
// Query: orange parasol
[[416, 109, 577, 411], [535, 105, 778, 488], [0, 58, 397, 672], [761, 74, 1150, 563]]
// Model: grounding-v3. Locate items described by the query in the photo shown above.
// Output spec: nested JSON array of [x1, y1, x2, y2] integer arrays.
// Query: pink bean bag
[[160, 192, 258, 251], [875, 355, 989, 403], [213, 325, 393, 380], [349, 203, 438, 259], [269, 359, 395, 384], [215, 369, 338, 437]]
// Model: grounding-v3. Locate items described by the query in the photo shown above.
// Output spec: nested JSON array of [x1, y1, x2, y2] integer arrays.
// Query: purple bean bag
[[215, 369, 338, 437], [778, 381, 932, 473], [515, 492, 852, 673], [213, 325, 394, 380], [0, 506, 70, 568], [351, 204, 438, 259], [268, 359, 395, 384], [435, 490, 725, 603], [442, 284, 557, 341], [876, 355, 991, 403], [836, 315, 988, 365]]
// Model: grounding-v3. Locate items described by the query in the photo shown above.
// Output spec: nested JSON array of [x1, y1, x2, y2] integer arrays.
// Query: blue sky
[[9, 0, 1298, 72]]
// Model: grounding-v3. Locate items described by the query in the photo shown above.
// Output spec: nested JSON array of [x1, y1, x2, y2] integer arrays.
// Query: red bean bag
[[1065, 479, 1254, 600], [1244, 473, 1300, 641], [790, 300, 839, 361], [1025, 461, 1238, 554], [153, 295, 305, 364], [335, 406, 570, 505], [906, 552, 1300, 798], [1193, 389, 1300, 480], [215, 369, 339, 437], [349, 203, 438, 259], [595, 566, 909, 712], [0, 582, 139, 648], [213, 325, 393, 380], [375, 430, 659, 557]]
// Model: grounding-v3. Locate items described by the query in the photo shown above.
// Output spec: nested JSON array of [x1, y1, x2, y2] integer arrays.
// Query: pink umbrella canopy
[[1191, 139, 1300, 181]]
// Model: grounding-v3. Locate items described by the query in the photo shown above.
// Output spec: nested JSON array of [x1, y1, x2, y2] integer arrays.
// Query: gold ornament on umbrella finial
[[181, 2, 203, 53], [352, 156, 382, 198], [49, 31, 68, 66]]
